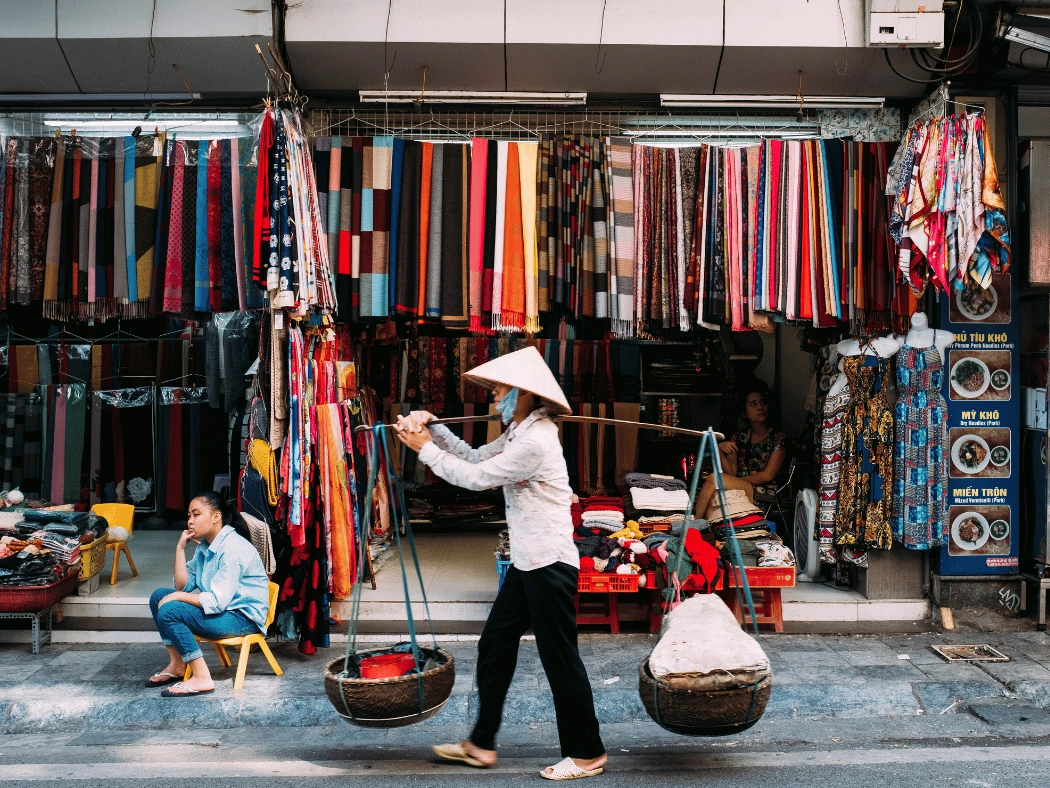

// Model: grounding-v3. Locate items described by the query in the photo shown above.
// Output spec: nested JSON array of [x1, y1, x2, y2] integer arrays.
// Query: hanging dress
[[818, 382, 849, 564], [834, 355, 894, 555], [891, 344, 948, 549]]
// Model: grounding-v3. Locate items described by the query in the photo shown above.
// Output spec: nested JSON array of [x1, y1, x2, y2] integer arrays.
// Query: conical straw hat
[[462, 346, 572, 415]]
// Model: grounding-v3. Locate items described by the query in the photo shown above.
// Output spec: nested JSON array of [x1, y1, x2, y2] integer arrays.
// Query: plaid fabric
[[606, 138, 635, 337]]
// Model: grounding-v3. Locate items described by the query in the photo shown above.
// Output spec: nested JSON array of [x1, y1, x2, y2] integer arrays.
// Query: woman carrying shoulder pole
[[394, 346, 607, 781]]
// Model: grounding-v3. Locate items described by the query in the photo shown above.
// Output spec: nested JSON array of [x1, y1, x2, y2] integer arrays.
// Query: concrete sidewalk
[[2, 630, 1050, 734]]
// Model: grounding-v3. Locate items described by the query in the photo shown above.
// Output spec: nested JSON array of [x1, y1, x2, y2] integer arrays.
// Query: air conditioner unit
[[867, 0, 945, 48]]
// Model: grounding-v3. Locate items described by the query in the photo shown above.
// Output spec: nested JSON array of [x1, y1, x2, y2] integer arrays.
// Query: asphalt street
[[2, 718, 1049, 787]]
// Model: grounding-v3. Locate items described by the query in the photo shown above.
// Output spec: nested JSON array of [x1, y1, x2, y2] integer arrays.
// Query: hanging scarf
[[468, 137, 489, 331], [606, 137, 635, 337], [394, 140, 422, 316], [369, 136, 394, 319], [490, 141, 508, 330], [439, 143, 469, 329], [518, 141, 540, 333], [388, 137, 404, 319], [500, 142, 526, 332], [425, 143, 444, 319]]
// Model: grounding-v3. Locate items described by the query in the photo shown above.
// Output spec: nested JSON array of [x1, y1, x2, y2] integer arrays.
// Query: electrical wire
[[884, 48, 947, 84], [907, 1, 983, 75], [910, 1, 983, 73], [886, 0, 983, 83]]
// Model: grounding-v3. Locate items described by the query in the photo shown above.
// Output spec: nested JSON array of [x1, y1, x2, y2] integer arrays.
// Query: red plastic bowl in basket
[[359, 652, 416, 679]]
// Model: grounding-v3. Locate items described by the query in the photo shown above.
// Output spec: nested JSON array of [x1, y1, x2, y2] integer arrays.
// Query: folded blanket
[[625, 472, 687, 491], [582, 509, 625, 521], [629, 487, 691, 512]]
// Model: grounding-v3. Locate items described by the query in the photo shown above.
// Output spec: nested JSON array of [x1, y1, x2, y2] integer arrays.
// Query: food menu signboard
[[937, 271, 1020, 575]]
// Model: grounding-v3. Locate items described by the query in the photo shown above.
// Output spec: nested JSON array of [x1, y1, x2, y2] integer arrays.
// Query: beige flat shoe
[[540, 757, 605, 780], [432, 742, 494, 769]]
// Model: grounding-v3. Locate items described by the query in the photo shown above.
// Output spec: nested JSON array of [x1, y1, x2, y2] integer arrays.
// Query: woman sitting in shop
[[145, 492, 270, 697], [394, 346, 607, 781], [696, 384, 788, 520]]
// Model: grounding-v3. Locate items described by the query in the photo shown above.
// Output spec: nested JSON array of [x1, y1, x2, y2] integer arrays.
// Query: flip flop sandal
[[540, 757, 605, 781], [432, 743, 494, 769], [161, 684, 216, 698], [145, 672, 183, 688]]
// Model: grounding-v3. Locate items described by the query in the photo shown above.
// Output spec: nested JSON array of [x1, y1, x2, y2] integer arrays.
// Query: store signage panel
[[937, 271, 1020, 575]]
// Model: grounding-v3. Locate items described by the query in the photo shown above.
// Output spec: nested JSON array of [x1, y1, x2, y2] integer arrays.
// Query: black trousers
[[470, 562, 605, 759]]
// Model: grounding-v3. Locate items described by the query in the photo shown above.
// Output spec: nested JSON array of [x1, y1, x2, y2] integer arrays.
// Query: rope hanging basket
[[638, 657, 771, 737], [324, 423, 454, 729], [324, 647, 456, 728], [637, 428, 774, 736]]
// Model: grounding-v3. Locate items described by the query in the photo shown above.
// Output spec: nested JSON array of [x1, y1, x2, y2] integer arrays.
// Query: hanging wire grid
[[310, 108, 828, 145], [0, 111, 258, 139]]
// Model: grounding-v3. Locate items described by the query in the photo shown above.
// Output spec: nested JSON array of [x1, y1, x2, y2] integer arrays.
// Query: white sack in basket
[[649, 594, 769, 679]]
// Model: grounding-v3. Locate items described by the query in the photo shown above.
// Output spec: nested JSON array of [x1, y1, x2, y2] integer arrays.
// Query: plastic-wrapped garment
[[206, 311, 261, 413]]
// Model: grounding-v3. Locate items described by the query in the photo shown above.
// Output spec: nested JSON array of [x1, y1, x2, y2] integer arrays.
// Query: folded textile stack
[[624, 472, 687, 492], [706, 488, 772, 540], [575, 526, 652, 584], [0, 537, 63, 586], [629, 487, 691, 512], [35, 531, 82, 569], [580, 496, 626, 533], [636, 512, 685, 533]]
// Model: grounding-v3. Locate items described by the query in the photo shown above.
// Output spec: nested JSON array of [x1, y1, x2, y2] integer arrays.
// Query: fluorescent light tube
[[0, 93, 202, 103], [358, 90, 586, 106], [660, 95, 884, 109], [998, 20, 1050, 55], [43, 119, 241, 128]]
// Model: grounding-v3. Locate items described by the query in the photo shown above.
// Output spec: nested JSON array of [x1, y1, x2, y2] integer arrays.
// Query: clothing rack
[[310, 108, 833, 143]]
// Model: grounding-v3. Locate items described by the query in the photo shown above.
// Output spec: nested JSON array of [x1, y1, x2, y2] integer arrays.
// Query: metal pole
[[356, 413, 724, 441]]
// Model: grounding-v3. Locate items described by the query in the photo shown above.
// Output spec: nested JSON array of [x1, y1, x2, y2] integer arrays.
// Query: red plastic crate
[[0, 570, 78, 613], [578, 572, 638, 593]]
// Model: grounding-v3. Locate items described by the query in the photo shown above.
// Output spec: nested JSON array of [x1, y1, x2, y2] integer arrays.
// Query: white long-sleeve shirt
[[417, 409, 579, 572]]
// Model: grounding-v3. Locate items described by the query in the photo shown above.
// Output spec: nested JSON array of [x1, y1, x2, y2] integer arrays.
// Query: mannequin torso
[[828, 335, 900, 396], [899, 313, 953, 363]]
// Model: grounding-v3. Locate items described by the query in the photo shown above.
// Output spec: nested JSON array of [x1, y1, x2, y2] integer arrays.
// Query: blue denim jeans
[[150, 588, 258, 662]]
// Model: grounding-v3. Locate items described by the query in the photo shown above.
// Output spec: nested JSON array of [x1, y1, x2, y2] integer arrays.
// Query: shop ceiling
[[0, 0, 934, 105], [285, 0, 928, 100], [0, 0, 272, 99]]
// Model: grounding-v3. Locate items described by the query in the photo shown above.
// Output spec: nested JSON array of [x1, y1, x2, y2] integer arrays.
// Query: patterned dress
[[818, 385, 850, 564], [835, 355, 895, 554], [891, 345, 948, 549]]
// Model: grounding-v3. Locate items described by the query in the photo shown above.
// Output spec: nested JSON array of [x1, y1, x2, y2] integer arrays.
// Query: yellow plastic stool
[[185, 581, 284, 690], [90, 503, 138, 586]]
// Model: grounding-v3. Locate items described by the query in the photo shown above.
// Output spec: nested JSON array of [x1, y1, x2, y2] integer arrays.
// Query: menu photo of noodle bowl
[[948, 350, 1011, 402], [949, 272, 1011, 324], [951, 434, 990, 474], [948, 427, 1011, 478], [948, 505, 1011, 556]]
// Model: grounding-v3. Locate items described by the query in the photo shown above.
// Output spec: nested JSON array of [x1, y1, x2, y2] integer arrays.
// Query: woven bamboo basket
[[638, 657, 771, 736], [324, 648, 455, 728]]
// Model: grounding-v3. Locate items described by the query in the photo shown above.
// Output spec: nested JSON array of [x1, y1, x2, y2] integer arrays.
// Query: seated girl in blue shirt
[[146, 491, 270, 696]]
